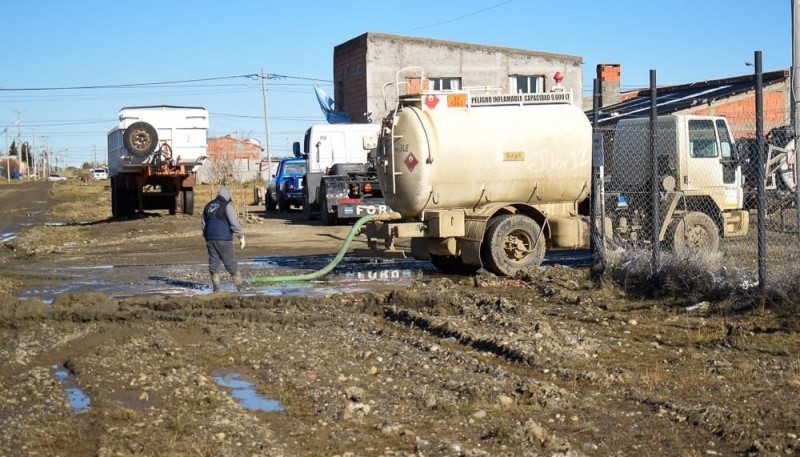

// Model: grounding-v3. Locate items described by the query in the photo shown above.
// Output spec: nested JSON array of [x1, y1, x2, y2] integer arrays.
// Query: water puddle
[[212, 371, 283, 412], [45, 221, 91, 227], [17, 250, 592, 303], [52, 365, 91, 414]]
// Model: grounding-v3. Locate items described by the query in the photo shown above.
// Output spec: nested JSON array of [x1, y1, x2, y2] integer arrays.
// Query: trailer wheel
[[430, 254, 480, 275], [182, 189, 194, 215], [667, 212, 720, 255], [123, 121, 158, 157], [481, 214, 545, 277]]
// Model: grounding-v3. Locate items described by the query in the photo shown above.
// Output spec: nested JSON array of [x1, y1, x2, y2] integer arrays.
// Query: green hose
[[247, 211, 402, 284]]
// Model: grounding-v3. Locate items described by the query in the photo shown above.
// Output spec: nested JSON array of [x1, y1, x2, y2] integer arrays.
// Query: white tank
[[378, 93, 592, 219]]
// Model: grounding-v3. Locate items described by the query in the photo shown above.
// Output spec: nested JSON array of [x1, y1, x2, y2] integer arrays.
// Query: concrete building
[[333, 32, 584, 124]]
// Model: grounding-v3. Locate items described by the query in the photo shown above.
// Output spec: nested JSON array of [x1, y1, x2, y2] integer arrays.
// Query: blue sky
[[1, 0, 792, 167]]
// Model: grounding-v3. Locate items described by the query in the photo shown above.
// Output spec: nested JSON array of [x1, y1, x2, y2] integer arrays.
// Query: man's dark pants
[[206, 240, 238, 275]]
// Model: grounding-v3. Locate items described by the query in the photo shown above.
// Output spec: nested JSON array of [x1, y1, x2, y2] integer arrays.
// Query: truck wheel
[[321, 198, 337, 225], [302, 193, 317, 220], [667, 212, 720, 255], [278, 195, 289, 212], [481, 214, 546, 276], [266, 191, 278, 211], [182, 189, 194, 215], [430, 254, 480, 275], [122, 121, 158, 157]]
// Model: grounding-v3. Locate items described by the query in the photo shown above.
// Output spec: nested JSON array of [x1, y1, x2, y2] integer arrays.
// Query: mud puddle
[[17, 251, 592, 303], [17, 255, 437, 302], [212, 371, 284, 412], [52, 365, 91, 414]]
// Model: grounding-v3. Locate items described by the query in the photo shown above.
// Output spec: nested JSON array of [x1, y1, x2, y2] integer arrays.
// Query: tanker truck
[[361, 71, 749, 276], [107, 105, 208, 218]]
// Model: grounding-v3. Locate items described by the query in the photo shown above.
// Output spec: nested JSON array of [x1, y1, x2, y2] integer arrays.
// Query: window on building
[[429, 77, 461, 91], [509, 75, 545, 94]]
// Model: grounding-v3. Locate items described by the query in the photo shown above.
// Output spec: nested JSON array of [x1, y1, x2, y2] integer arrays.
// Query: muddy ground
[[0, 179, 799, 457]]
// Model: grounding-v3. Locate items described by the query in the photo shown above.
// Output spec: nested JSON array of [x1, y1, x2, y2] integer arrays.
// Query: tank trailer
[[361, 71, 749, 277], [107, 106, 208, 218]]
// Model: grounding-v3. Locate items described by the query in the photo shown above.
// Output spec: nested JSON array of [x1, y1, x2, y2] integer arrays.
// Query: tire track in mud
[[376, 279, 799, 455]]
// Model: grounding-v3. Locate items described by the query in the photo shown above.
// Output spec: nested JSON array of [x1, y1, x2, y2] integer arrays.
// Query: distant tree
[[81, 161, 92, 169], [9, 141, 18, 157], [20, 142, 33, 168]]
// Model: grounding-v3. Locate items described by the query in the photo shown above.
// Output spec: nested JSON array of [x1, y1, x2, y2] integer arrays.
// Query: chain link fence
[[592, 108, 800, 295]]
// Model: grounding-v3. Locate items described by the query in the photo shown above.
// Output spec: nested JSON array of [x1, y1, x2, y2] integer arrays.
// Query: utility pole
[[261, 68, 273, 179], [41, 136, 49, 176], [31, 128, 36, 179], [12, 109, 25, 180], [793, 0, 800, 135], [3, 126, 8, 182]]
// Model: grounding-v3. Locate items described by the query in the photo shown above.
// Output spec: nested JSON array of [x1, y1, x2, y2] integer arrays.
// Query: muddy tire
[[320, 198, 336, 225], [667, 211, 720, 256], [123, 121, 158, 157], [266, 191, 278, 211], [429, 254, 480, 275], [182, 189, 194, 215], [481, 214, 545, 276]]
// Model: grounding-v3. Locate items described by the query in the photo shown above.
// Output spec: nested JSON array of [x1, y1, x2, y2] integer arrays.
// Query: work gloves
[[240, 237, 246, 250]]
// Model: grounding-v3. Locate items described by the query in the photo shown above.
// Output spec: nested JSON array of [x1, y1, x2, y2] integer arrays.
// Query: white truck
[[361, 72, 749, 276], [107, 105, 208, 218], [295, 123, 387, 225]]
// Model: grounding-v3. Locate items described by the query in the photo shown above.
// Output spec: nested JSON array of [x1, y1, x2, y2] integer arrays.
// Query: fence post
[[649, 70, 661, 277], [591, 78, 606, 273], [754, 50, 767, 292]]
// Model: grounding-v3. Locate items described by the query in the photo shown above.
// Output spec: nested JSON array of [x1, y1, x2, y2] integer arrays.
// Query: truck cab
[[295, 123, 386, 224], [610, 114, 748, 251]]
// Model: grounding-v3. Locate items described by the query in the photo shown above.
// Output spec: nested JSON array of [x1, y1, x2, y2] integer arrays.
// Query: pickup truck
[[266, 157, 306, 212]]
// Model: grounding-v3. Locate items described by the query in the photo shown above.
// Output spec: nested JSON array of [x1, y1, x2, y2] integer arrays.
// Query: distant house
[[198, 135, 262, 184], [586, 63, 791, 138]]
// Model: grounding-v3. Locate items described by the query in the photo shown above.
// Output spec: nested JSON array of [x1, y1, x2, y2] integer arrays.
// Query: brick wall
[[334, 34, 369, 122], [207, 135, 261, 161], [687, 89, 787, 138]]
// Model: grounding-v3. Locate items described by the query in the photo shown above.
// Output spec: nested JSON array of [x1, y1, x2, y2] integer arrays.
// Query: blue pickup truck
[[266, 158, 306, 212]]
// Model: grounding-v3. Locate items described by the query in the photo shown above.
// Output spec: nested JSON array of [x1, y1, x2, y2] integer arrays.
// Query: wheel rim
[[503, 229, 534, 262], [132, 130, 151, 149], [684, 224, 711, 248]]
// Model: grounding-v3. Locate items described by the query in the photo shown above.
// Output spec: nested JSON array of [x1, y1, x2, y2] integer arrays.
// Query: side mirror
[[292, 141, 301, 158]]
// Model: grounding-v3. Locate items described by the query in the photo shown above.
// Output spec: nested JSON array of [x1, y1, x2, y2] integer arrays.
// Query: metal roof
[[586, 70, 789, 126]]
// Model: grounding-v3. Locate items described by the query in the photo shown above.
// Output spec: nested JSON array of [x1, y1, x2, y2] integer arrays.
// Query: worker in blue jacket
[[201, 186, 245, 292]]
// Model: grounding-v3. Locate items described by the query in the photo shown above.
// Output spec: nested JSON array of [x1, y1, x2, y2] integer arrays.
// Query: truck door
[[716, 119, 743, 209], [314, 131, 348, 173]]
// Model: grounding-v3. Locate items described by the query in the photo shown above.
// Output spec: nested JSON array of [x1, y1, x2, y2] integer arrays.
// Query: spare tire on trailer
[[123, 121, 158, 157]]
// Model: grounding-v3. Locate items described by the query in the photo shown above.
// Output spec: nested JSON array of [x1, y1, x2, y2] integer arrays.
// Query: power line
[[405, 0, 515, 32], [0, 73, 334, 92]]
